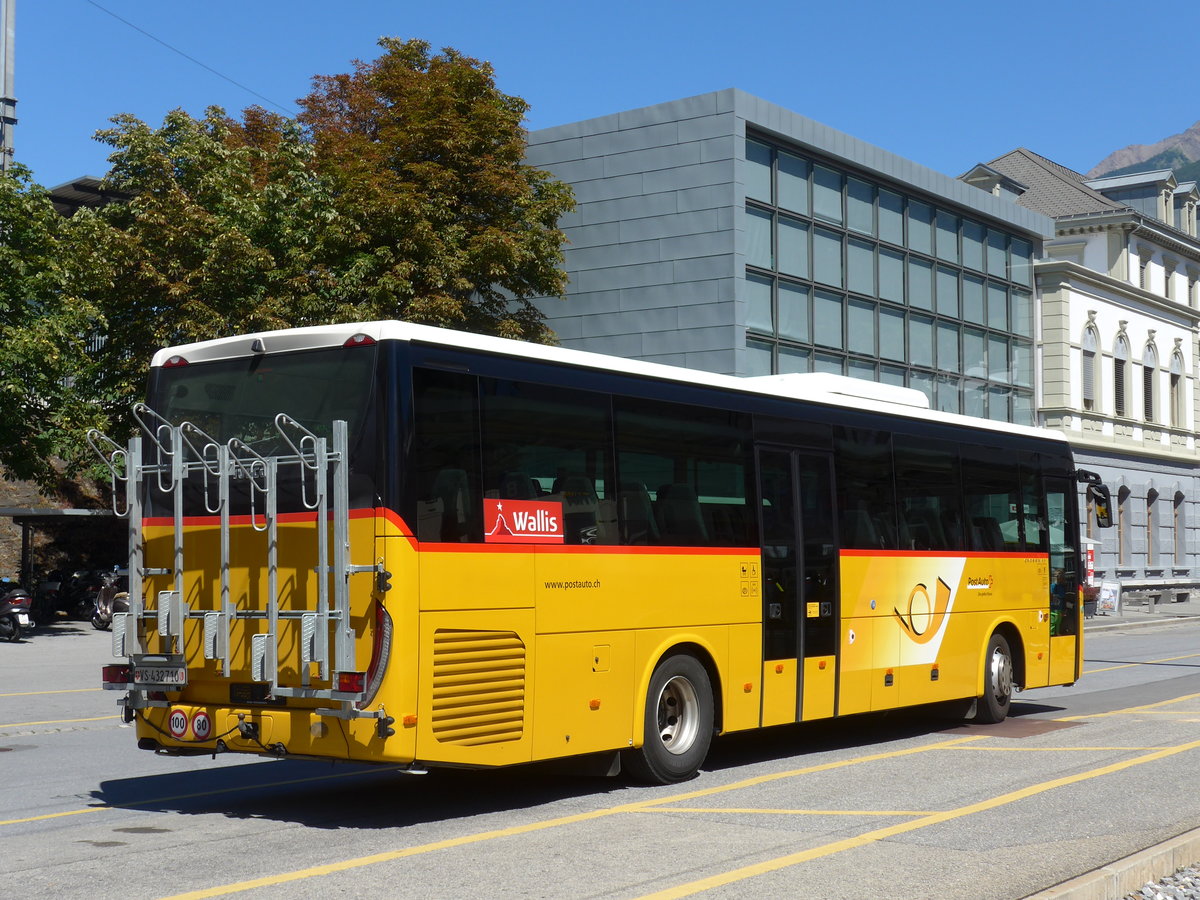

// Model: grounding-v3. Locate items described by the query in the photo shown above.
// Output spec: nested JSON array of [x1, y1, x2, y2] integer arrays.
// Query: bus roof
[[151, 320, 1066, 447]]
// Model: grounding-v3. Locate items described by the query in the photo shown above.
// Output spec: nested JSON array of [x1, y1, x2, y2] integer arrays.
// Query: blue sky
[[17, 1, 1200, 189]]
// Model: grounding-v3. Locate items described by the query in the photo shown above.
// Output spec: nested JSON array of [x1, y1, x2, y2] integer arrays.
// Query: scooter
[[91, 569, 129, 631], [0, 580, 36, 642]]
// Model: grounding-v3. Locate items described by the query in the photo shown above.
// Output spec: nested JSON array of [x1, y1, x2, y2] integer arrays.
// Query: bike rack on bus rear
[[88, 406, 382, 720]]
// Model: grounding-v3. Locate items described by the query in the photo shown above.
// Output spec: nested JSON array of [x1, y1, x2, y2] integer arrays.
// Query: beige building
[[965, 151, 1200, 600]]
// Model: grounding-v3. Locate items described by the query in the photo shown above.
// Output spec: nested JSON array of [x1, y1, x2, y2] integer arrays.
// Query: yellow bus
[[95, 321, 1110, 783]]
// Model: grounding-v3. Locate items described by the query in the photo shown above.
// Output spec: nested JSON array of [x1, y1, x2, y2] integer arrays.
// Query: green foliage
[[296, 38, 574, 341], [0, 166, 104, 488], [0, 38, 574, 488]]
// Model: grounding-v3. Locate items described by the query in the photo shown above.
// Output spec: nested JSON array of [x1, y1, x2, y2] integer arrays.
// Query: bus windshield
[[149, 345, 378, 451]]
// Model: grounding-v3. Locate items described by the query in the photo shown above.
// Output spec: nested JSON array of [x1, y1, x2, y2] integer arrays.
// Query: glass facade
[[744, 136, 1036, 424]]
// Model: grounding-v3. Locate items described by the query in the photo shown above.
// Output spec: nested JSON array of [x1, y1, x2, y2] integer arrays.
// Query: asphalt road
[[2, 618, 1199, 900]]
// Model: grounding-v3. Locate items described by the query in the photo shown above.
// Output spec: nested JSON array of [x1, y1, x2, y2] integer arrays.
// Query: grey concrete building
[[526, 89, 1053, 425]]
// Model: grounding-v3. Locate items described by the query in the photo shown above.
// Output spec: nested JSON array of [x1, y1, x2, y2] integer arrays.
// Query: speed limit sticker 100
[[168, 708, 188, 738]]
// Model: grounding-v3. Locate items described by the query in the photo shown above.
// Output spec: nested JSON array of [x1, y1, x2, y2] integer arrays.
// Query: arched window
[[1170, 351, 1186, 428], [1114, 337, 1130, 417], [1081, 328, 1099, 412], [1117, 485, 1131, 566], [1143, 344, 1159, 423], [1174, 491, 1187, 565], [1147, 488, 1159, 566]]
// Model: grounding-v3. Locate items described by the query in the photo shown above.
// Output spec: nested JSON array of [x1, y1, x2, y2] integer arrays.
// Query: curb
[[1024, 826, 1200, 899], [1086, 614, 1200, 632]]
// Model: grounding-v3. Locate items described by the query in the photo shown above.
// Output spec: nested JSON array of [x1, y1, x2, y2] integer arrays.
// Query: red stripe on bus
[[839, 548, 1050, 560]]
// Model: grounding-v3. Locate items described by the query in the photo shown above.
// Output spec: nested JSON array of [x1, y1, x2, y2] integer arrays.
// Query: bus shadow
[[93, 702, 1070, 829], [91, 757, 630, 830]]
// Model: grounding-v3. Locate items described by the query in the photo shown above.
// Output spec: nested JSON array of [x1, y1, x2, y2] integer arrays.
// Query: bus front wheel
[[624, 653, 714, 784], [974, 632, 1013, 724]]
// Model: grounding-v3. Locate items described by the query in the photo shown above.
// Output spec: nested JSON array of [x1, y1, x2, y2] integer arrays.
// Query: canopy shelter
[[0, 507, 119, 587]]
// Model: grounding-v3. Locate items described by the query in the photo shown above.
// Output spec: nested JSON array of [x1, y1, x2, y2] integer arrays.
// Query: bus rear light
[[162, 355, 189, 368], [337, 671, 366, 693], [344, 333, 376, 348], [102, 664, 131, 685]]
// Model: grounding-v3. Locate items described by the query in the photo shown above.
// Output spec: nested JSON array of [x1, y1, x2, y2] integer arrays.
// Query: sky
[[14, 0, 1200, 189]]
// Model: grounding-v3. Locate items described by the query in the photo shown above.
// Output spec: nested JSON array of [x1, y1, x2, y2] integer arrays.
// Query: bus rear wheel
[[624, 653, 713, 784], [974, 632, 1013, 724]]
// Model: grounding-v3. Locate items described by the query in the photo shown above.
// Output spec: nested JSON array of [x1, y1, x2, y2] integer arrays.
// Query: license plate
[[133, 664, 187, 688], [16, 613, 29, 626]]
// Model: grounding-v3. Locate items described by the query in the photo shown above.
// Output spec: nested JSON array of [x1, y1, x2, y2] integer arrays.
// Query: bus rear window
[[149, 345, 378, 450]]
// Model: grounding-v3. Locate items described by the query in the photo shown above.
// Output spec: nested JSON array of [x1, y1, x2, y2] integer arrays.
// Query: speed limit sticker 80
[[190, 710, 212, 741]]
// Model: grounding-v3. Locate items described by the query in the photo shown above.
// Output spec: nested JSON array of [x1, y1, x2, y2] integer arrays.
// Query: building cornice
[[1035, 258, 1200, 326], [1038, 412, 1197, 463], [1054, 209, 1200, 262]]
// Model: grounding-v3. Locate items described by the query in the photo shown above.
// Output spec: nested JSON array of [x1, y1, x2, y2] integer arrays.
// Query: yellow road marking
[[637, 807, 934, 817], [637, 736, 1200, 899], [157, 735, 986, 900], [0, 764, 405, 827], [1, 715, 118, 729], [1060, 691, 1200, 721], [947, 745, 1164, 752], [1084, 651, 1200, 675], [0, 688, 102, 698]]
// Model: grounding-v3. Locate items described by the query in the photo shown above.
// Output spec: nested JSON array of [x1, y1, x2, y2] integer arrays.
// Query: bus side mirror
[[1088, 484, 1112, 529]]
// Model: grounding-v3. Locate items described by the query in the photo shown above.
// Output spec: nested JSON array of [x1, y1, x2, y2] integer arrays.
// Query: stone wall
[[0, 478, 61, 578]]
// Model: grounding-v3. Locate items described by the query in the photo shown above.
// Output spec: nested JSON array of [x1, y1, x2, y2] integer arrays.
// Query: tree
[[0, 39, 575, 486], [87, 107, 340, 422], [297, 38, 574, 342], [0, 166, 103, 488]]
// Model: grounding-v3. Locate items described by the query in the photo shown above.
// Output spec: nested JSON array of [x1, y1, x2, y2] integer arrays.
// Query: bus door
[[757, 447, 839, 726], [1045, 475, 1082, 685]]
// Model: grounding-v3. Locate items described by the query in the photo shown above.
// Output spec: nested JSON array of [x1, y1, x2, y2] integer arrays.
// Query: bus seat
[[498, 471, 538, 500], [553, 474, 600, 544], [655, 483, 709, 544], [843, 508, 880, 548], [619, 482, 659, 544], [972, 516, 1004, 551], [432, 468, 471, 542]]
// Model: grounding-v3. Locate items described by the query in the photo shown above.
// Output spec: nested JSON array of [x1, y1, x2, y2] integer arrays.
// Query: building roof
[[1084, 169, 1176, 192], [976, 148, 1126, 218], [47, 176, 133, 217]]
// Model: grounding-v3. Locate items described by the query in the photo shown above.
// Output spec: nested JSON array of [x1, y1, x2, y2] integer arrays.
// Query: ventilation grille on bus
[[431, 629, 526, 746]]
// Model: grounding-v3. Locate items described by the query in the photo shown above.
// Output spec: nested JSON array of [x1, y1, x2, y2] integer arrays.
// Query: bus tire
[[974, 632, 1013, 724], [624, 653, 714, 785]]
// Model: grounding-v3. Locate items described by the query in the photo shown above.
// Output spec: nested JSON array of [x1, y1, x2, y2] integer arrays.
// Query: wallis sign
[[483, 499, 565, 544]]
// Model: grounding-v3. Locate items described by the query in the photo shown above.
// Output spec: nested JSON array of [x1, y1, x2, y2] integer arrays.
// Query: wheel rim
[[988, 645, 1013, 705], [655, 675, 700, 755]]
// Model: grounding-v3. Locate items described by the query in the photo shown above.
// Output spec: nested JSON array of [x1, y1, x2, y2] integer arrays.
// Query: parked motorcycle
[[0, 579, 36, 641], [58, 569, 104, 620], [91, 569, 129, 631]]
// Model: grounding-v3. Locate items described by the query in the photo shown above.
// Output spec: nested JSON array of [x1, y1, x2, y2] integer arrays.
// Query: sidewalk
[[1085, 594, 1200, 630]]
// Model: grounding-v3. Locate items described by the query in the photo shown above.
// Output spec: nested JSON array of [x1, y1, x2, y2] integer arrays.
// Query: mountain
[[1087, 120, 1200, 178]]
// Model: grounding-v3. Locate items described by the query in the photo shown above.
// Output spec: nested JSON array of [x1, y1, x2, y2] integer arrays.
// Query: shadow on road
[[90, 700, 1069, 831]]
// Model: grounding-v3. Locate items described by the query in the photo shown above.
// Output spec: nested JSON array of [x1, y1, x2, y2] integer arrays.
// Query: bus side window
[[480, 378, 616, 545], [614, 398, 754, 547], [412, 368, 483, 543], [834, 427, 898, 550], [961, 442, 1021, 553], [893, 435, 963, 551]]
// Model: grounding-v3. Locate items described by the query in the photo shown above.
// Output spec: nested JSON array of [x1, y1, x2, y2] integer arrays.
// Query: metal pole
[[0, 0, 16, 173]]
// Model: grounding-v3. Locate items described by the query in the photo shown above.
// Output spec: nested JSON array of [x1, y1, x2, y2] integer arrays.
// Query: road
[[2, 619, 1199, 899]]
